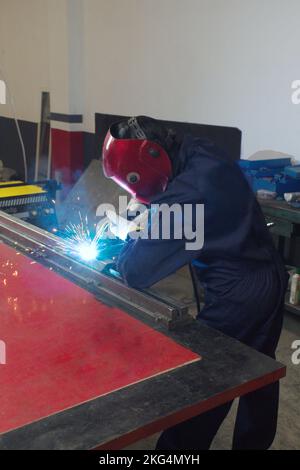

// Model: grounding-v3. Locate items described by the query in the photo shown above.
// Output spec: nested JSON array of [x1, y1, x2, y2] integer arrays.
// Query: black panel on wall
[[0, 116, 37, 181], [83, 131, 96, 169], [95, 113, 242, 162]]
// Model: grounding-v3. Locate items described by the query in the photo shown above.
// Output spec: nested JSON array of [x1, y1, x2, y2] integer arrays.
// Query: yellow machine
[[0, 181, 58, 230]]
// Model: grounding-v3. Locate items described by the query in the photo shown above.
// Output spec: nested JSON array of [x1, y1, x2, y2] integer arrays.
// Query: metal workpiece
[[0, 210, 192, 328]]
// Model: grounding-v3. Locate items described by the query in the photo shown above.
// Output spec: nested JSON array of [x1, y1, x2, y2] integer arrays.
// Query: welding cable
[[0, 67, 28, 182], [189, 262, 201, 315]]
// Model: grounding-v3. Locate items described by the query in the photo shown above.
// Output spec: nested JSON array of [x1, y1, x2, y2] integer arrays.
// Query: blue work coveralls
[[117, 136, 288, 450]]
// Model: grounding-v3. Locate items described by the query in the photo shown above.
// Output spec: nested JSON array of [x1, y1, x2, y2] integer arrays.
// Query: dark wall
[[0, 116, 37, 181], [83, 131, 96, 170], [95, 113, 242, 162], [0, 113, 242, 181], [0, 115, 95, 181]]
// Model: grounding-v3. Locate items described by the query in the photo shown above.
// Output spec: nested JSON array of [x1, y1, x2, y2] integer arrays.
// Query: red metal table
[[0, 242, 286, 450]]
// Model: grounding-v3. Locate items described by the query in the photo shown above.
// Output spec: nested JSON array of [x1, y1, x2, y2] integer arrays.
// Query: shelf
[[285, 297, 300, 316]]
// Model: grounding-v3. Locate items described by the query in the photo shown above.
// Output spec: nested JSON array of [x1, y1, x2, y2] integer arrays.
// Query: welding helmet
[[102, 117, 172, 203]]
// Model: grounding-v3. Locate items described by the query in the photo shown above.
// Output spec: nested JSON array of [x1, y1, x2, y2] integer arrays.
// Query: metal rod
[[0, 211, 191, 328]]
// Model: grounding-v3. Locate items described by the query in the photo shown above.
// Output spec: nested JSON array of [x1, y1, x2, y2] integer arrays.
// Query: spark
[[55, 212, 100, 262], [77, 243, 98, 261], [54, 211, 125, 263]]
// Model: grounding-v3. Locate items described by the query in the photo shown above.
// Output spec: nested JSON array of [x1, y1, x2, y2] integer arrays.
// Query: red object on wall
[[51, 128, 83, 187], [0, 243, 200, 434]]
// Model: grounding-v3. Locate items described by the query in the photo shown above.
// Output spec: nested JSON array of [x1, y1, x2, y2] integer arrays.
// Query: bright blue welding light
[[77, 242, 98, 261]]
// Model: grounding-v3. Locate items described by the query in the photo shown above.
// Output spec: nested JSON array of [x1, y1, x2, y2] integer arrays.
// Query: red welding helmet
[[102, 117, 172, 203]]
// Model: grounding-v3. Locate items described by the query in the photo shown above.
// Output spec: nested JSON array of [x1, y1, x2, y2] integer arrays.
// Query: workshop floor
[[126, 312, 300, 450]]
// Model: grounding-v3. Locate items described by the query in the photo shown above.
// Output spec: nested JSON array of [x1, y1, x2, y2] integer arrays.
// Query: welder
[[102, 116, 288, 450]]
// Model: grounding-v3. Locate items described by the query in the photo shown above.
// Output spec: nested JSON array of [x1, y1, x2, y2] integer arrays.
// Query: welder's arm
[[116, 157, 252, 289], [116, 230, 201, 289], [116, 146, 257, 289], [116, 170, 203, 289]]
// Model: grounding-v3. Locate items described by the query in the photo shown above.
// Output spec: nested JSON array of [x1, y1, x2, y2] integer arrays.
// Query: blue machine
[[239, 158, 300, 196]]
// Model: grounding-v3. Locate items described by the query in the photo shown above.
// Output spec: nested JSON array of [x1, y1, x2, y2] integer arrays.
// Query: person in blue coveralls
[[102, 115, 288, 450]]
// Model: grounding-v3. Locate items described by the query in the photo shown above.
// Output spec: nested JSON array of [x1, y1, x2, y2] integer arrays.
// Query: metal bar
[[0, 211, 191, 328]]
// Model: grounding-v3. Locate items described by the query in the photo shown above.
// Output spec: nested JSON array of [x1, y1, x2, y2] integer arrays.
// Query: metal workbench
[[260, 199, 300, 316]]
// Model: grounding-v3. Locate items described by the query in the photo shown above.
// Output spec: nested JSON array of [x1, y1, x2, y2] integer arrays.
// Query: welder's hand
[[96, 198, 149, 242], [106, 209, 144, 241]]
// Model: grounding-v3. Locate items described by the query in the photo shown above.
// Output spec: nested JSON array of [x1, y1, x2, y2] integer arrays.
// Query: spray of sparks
[[55, 211, 125, 263], [56, 212, 102, 262]]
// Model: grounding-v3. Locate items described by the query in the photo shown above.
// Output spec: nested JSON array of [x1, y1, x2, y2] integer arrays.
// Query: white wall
[[83, 0, 300, 157], [0, 0, 50, 122], [0, 0, 83, 130], [1, 0, 300, 157], [47, 0, 85, 120]]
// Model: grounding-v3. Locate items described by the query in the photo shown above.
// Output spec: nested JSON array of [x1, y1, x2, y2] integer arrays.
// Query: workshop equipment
[[239, 158, 300, 196], [0, 180, 58, 231]]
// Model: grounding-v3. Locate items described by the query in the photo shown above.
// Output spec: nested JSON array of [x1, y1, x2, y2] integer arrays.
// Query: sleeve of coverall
[[116, 168, 204, 289], [116, 151, 256, 290]]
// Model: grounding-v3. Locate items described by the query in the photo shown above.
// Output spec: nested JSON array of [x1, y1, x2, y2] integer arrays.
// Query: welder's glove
[[96, 197, 149, 243], [98, 197, 147, 241], [106, 208, 148, 241]]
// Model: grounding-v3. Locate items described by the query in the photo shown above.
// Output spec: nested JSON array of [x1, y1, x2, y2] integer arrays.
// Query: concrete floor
[[127, 312, 300, 450]]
